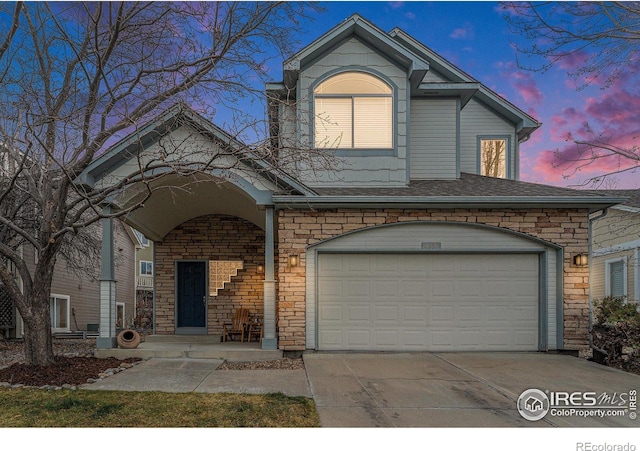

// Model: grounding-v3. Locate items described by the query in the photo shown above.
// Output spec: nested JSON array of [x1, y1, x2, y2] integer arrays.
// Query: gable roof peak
[[283, 13, 428, 90]]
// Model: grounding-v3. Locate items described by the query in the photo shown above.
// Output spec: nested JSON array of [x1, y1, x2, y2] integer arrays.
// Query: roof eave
[[272, 195, 627, 212]]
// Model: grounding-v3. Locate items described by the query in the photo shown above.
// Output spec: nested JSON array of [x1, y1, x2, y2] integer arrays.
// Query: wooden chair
[[247, 320, 263, 343], [223, 308, 250, 342]]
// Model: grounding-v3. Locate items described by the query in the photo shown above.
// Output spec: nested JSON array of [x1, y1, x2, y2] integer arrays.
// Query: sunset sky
[[264, 1, 639, 189]]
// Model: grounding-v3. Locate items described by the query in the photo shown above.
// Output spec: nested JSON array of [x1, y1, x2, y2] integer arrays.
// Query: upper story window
[[133, 229, 149, 247], [314, 72, 393, 149], [140, 261, 153, 276], [480, 138, 507, 178]]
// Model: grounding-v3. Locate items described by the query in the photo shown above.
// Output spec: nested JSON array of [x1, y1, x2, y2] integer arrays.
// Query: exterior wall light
[[288, 254, 299, 267], [257, 264, 265, 275], [573, 253, 588, 267]]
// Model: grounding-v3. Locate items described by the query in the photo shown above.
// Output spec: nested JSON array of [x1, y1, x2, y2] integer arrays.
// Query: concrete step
[[94, 340, 282, 362], [144, 335, 223, 344]]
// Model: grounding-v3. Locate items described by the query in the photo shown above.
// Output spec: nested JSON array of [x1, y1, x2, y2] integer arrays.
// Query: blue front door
[[176, 261, 207, 333]]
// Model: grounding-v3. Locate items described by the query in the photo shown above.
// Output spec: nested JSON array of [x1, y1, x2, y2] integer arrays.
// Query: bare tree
[[0, 1, 323, 366], [502, 2, 640, 187], [502, 2, 640, 88]]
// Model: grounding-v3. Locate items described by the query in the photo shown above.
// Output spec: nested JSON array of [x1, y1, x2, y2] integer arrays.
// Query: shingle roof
[[597, 189, 640, 209], [313, 173, 613, 198], [273, 173, 626, 210]]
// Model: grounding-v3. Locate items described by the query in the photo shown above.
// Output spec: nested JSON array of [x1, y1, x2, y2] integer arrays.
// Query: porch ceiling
[[116, 174, 266, 241]]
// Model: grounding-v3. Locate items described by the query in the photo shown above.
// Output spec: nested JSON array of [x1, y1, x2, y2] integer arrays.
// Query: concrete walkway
[[84, 358, 311, 398]]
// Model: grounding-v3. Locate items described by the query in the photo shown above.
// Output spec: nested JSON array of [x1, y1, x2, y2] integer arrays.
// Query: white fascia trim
[[612, 205, 640, 214], [592, 239, 640, 257]]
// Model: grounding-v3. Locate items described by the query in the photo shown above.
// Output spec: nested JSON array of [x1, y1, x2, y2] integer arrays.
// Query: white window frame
[[116, 302, 125, 329], [140, 260, 153, 276], [605, 256, 628, 298], [478, 136, 510, 179], [133, 229, 149, 247], [313, 71, 394, 150], [50, 294, 70, 333]]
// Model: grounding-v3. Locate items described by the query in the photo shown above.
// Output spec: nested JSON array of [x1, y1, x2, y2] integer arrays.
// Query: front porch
[[94, 334, 283, 361]]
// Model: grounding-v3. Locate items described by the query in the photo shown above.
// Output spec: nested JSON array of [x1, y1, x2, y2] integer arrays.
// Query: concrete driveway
[[302, 352, 640, 427]]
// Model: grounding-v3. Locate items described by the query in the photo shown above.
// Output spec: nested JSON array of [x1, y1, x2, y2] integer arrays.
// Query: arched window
[[314, 72, 393, 149]]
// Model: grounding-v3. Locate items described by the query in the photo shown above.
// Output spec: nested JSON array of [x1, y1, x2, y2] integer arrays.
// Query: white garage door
[[317, 253, 539, 351]]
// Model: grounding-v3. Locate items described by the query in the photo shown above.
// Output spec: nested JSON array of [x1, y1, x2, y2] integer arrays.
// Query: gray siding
[[17, 220, 135, 334], [295, 37, 408, 187], [459, 98, 517, 178], [591, 209, 640, 303], [410, 98, 458, 179]]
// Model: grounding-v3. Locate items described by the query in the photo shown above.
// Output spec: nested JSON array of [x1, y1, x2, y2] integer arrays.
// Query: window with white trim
[[133, 229, 149, 247], [50, 294, 70, 332], [480, 138, 507, 178], [140, 261, 153, 276], [314, 72, 393, 149], [116, 302, 125, 329], [606, 257, 627, 298]]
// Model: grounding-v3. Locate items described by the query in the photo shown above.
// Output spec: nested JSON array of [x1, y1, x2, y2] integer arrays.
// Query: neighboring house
[[591, 190, 640, 304], [82, 15, 624, 353], [132, 229, 154, 330], [0, 220, 136, 338]]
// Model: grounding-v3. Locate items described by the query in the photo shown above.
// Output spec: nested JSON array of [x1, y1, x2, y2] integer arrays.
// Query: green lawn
[[0, 388, 320, 427]]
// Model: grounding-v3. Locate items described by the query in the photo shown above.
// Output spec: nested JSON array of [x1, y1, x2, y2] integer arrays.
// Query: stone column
[[262, 205, 277, 350], [97, 208, 117, 349]]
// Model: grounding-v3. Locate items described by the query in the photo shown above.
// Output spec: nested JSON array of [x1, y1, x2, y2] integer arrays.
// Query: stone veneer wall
[[277, 208, 590, 351], [155, 215, 265, 335]]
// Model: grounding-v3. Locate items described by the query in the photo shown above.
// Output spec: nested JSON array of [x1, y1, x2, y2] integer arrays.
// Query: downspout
[[635, 247, 640, 303], [588, 208, 609, 350]]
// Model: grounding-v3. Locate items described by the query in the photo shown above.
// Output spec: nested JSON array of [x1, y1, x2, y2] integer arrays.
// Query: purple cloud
[[450, 22, 474, 40]]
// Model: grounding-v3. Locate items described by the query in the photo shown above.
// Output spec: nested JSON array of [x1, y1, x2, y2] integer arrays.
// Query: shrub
[[591, 297, 640, 375], [593, 296, 640, 326]]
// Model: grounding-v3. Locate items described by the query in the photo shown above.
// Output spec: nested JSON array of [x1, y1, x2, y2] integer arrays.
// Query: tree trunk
[[19, 260, 57, 366], [22, 308, 55, 366]]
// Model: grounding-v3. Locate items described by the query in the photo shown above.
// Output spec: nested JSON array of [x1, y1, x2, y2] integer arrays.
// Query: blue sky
[[251, 1, 640, 189]]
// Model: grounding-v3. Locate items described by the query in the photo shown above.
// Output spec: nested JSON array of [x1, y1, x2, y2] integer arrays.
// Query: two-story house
[[82, 15, 623, 353], [0, 220, 136, 339], [591, 189, 640, 304]]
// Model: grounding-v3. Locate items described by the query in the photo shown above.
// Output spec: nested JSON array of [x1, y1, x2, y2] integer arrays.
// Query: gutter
[[588, 208, 609, 351], [272, 195, 627, 211]]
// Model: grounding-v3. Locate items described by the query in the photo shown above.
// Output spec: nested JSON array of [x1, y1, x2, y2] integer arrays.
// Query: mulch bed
[[0, 357, 140, 387], [217, 358, 304, 370]]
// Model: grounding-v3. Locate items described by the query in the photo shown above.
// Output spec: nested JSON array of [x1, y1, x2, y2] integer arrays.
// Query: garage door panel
[[347, 306, 371, 321], [374, 330, 399, 347], [515, 330, 538, 346], [374, 306, 398, 321], [374, 280, 398, 297], [512, 306, 538, 322], [346, 330, 372, 347], [317, 253, 539, 351], [401, 306, 427, 322], [457, 305, 485, 323], [401, 281, 428, 297], [430, 305, 455, 323], [318, 330, 343, 346], [319, 303, 343, 319]]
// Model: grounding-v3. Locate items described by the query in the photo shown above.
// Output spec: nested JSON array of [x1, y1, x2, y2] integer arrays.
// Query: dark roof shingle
[[314, 173, 617, 198]]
